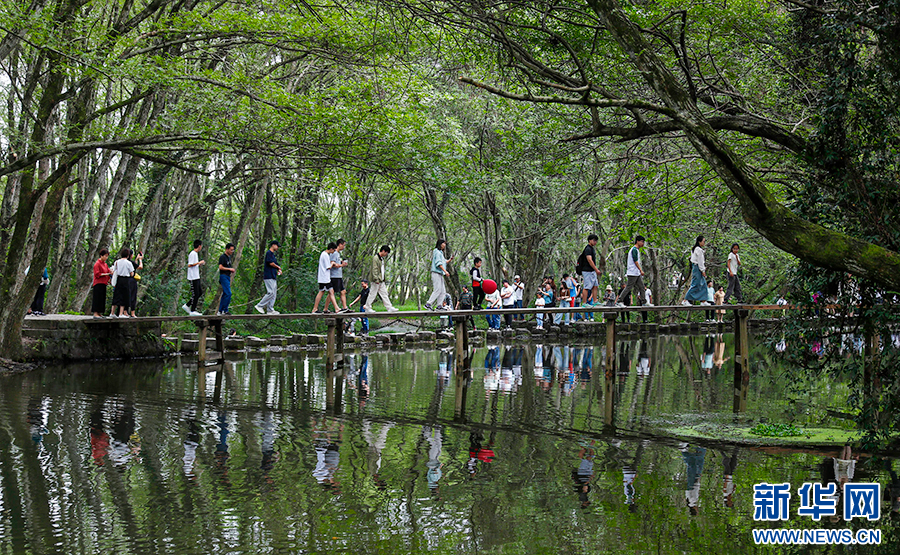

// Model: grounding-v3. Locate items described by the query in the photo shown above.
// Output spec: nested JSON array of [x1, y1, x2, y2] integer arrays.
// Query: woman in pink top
[[91, 249, 111, 318]]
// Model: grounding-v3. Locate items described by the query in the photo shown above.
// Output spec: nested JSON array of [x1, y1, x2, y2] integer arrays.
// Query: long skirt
[[684, 264, 707, 302], [91, 284, 107, 313], [112, 277, 133, 310]]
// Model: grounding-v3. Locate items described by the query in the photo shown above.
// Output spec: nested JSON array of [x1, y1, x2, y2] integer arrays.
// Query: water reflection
[[0, 335, 896, 553]]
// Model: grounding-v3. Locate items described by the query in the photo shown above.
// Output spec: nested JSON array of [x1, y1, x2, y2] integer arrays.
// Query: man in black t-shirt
[[217, 243, 236, 315], [348, 280, 370, 334], [577, 234, 602, 308]]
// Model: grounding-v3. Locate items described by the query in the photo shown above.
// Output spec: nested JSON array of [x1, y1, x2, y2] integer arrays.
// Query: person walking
[[110, 249, 135, 318], [470, 257, 485, 310], [683, 236, 710, 306], [330, 239, 350, 312], [217, 243, 236, 315], [313, 242, 338, 314], [91, 249, 112, 318], [426, 239, 453, 311], [182, 240, 205, 316], [705, 280, 715, 322], [724, 243, 743, 304], [363, 245, 398, 313], [500, 278, 515, 329], [348, 279, 370, 334], [577, 234, 602, 308], [616, 235, 647, 312], [255, 240, 282, 314]]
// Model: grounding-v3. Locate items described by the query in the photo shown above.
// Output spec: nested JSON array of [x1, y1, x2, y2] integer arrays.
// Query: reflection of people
[[680, 443, 707, 515], [713, 335, 729, 370], [362, 420, 394, 489], [312, 417, 343, 491], [90, 409, 110, 466], [110, 402, 140, 467], [424, 426, 443, 496], [636, 340, 650, 377], [260, 411, 278, 473], [884, 460, 900, 515], [722, 449, 739, 508], [702, 335, 714, 374], [214, 410, 230, 475], [572, 442, 595, 508], [834, 445, 858, 490], [182, 416, 200, 477], [466, 430, 494, 477]]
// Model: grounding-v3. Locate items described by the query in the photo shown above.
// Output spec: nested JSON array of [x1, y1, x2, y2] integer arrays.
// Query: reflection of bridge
[[75, 304, 795, 417]]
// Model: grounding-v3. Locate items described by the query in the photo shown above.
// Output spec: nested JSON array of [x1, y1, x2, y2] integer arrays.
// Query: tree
[[392, 0, 900, 292]]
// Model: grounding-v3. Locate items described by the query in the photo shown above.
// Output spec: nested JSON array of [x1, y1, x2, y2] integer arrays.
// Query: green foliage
[[749, 422, 804, 438]]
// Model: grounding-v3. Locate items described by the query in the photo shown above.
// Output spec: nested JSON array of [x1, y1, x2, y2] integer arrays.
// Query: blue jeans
[[359, 306, 369, 333], [513, 299, 523, 320], [218, 274, 232, 313]]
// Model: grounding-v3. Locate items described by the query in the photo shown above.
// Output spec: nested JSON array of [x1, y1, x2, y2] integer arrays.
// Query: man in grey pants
[[255, 240, 282, 315], [616, 235, 647, 308]]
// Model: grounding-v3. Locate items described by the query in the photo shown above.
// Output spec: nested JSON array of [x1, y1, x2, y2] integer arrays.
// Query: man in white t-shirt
[[512, 275, 525, 320], [312, 243, 338, 313], [616, 235, 647, 308], [182, 240, 205, 316], [725, 243, 743, 304]]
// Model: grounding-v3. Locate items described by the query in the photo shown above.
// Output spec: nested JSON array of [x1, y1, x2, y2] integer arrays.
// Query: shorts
[[318, 282, 333, 292], [330, 277, 344, 292], [582, 271, 599, 290]]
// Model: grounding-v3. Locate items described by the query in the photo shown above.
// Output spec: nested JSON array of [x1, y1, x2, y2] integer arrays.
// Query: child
[[348, 280, 370, 335], [714, 286, 725, 322], [535, 289, 546, 330], [456, 285, 476, 330], [555, 280, 569, 326], [471, 257, 485, 310], [705, 280, 715, 322]]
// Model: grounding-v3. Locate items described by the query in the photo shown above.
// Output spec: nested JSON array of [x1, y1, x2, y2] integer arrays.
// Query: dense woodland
[[1, 0, 898, 359]]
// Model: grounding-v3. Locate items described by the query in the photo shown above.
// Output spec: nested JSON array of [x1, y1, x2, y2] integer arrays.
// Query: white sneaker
[[681, 300, 691, 306], [364, 308, 375, 314], [701, 301, 712, 306], [615, 302, 626, 308], [189, 311, 202, 316], [182, 304, 191, 315], [387, 307, 399, 312], [269, 310, 280, 315], [254, 305, 265, 314]]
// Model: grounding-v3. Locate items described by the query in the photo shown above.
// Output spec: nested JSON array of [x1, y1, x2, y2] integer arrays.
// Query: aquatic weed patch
[[749, 423, 804, 437]]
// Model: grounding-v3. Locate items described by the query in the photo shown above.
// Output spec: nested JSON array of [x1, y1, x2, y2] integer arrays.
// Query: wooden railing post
[[214, 320, 224, 358], [733, 309, 750, 413], [197, 320, 209, 362], [454, 316, 468, 373], [326, 318, 336, 372]]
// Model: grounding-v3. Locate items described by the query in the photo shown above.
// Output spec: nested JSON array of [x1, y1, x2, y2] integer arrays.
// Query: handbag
[[110, 260, 119, 287]]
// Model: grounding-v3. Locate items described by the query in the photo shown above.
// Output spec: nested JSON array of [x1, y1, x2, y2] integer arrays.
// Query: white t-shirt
[[317, 250, 332, 283], [727, 252, 740, 275], [644, 288, 652, 305], [187, 250, 200, 280], [626, 246, 642, 277], [114, 258, 135, 277], [690, 247, 706, 272], [514, 281, 524, 301], [501, 284, 515, 306], [485, 290, 501, 308]]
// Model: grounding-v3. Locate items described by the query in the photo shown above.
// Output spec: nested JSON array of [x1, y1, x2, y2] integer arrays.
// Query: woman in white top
[[110, 248, 136, 317], [683, 236, 709, 304]]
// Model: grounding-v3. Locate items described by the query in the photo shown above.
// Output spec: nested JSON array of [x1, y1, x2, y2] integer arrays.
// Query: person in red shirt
[[91, 249, 112, 318]]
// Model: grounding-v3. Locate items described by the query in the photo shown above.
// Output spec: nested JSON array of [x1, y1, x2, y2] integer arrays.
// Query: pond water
[[1, 333, 898, 554]]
